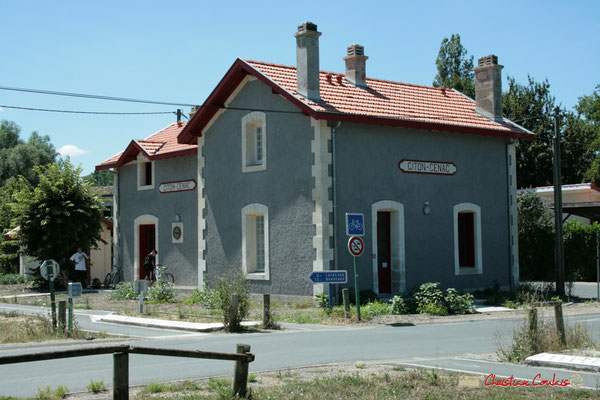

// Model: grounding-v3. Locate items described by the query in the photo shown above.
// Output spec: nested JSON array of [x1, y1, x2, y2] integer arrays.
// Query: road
[[1, 304, 599, 396]]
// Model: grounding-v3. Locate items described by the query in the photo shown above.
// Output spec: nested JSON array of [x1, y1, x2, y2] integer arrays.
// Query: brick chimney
[[473, 55, 504, 122], [294, 22, 321, 102], [344, 44, 368, 87]]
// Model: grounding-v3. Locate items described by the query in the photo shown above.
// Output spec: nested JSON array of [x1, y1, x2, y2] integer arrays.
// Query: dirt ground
[[2, 282, 600, 327]]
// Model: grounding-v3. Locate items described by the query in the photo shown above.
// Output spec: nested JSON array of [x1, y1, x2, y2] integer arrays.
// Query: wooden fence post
[[57, 301, 66, 331], [342, 288, 350, 319], [232, 344, 251, 398], [229, 294, 239, 331], [553, 302, 567, 346], [263, 294, 271, 328], [113, 351, 129, 400]]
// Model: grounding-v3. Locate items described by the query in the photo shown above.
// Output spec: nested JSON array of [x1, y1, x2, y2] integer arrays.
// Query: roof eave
[[177, 59, 316, 144], [312, 112, 534, 141]]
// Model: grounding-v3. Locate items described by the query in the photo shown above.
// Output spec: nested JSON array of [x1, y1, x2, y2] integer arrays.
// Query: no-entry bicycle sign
[[348, 236, 364, 257]]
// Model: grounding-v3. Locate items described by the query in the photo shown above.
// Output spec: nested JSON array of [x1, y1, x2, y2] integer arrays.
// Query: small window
[[242, 112, 267, 173], [241, 204, 269, 279], [453, 203, 482, 275], [144, 162, 152, 186], [137, 156, 155, 190]]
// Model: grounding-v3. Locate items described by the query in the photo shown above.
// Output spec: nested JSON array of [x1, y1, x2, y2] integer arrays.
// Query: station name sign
[[159, 179, 197, 194], [398, 159, 456, 176]]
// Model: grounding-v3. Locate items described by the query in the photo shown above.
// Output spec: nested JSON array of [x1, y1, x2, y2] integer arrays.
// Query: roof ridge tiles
[[245, 59, 469, 92]]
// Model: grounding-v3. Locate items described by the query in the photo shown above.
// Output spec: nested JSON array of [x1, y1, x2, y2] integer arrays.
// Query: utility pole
[[553, 107, 565, 297]]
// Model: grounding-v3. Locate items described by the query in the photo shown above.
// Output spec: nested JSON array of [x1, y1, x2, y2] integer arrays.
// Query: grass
[[34, 385, 68, 400], [86, 379, 107, 393], [0, 312, 103, 343], [133, 367, 597, 399]]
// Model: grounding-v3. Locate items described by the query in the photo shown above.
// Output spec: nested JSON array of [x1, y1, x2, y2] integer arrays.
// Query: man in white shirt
[[70, 247, 89, 286]]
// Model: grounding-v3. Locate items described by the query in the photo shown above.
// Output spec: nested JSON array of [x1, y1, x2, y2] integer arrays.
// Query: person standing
[[143, 250, 157, 283], [69, 247, 89, 286]]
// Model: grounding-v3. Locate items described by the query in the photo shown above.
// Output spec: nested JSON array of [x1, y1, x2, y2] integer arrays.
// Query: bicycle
[[104, 264, 122, 289], [154, 264, 175, 285]]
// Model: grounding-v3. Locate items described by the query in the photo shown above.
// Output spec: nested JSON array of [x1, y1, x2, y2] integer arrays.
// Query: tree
[[0, 177, 28, 274], [0, 120, 57, 185], [13, 160, 105, 276], [84, 169, 113, 186], [433, 34, 475, 99], [503, 76, 558, 188], [517, 189, 554, 280], [578, 85, 600, 186]]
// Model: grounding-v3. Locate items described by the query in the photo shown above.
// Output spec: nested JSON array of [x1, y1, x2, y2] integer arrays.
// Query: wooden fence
[[0, 344, 254, 400]]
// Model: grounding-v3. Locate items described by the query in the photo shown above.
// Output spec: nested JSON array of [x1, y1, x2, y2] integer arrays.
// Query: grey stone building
[[98, 22, 534, 297]]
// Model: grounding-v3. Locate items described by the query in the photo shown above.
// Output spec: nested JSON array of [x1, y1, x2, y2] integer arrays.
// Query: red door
[[377, 211, 392, 294], [139, 224, 155, 279]]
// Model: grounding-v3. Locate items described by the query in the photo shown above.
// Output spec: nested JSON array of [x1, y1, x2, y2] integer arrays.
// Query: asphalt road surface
[[0, 304, 599, 396]]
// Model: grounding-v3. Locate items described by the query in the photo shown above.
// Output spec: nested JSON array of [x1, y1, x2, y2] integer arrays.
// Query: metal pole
[[68, 296, 73, 335], [49, 278, 57, 329], [553, 108, 565, 297], [328, 283, 333, 309], [596, 233, 599, 302], [353, 256, 361, 321]]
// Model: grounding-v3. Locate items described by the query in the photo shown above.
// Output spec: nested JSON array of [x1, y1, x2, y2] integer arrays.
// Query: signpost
[[67, 281, 82, 335], [40, 259, 60, 329], [134, 280, 148, 314], [348, 236, 365, 320]]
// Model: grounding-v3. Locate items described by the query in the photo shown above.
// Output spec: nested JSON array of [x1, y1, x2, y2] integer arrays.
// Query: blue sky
[[1, 0, 598, 175]]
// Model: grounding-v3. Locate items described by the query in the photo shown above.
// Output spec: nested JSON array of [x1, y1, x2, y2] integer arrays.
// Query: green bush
[[110, 282, 136, 300], [564, 220, 600, 282], [362, 300, 392, 318], [0, 273, 25, 285], [444, 288, 475, 314], [414, 282, 445, 314], [210, 271, 250, 332], [347, 289, 379, 306], [413, 282, 475, 315], [391, 295, 408, 314], [147, 280, 176, 304], [183, 287, 217, 308]]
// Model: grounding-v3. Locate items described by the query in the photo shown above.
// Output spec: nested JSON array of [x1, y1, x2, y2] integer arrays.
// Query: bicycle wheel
[[165, 273, 175, 285], [104, 273, 112, 289]]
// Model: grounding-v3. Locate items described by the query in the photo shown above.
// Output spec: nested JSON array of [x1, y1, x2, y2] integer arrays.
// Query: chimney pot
[[344, 44, 368, 88], [189, 105, 201, 120], [473, 54, 503, 122], [294, 22, 322, 102]]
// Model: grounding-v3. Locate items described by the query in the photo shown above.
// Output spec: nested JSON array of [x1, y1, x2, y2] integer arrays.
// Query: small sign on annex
[[159, 180, 197, 194]]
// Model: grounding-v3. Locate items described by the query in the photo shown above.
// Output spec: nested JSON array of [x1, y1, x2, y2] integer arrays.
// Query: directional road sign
[[309, 271, 348, 284], [345, 213, 365, 236], [40, 259, 60, 281], [348, 236, 365, 257]]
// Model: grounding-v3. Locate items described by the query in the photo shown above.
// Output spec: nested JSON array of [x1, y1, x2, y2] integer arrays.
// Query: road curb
[[91, 314, 260, 332], [526, 352, 600, 373]]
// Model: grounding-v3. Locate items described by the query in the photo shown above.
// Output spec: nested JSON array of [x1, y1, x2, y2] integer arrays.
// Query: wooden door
[[377, 211, 392, 294], [139, 224, 155, 279]]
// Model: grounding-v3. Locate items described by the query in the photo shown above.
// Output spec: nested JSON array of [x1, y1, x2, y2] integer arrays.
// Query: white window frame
[[241, 112, 267, 173], [241, 203, 270, 280], [453, 203, 483, 275], [136, 154, 155, 191]]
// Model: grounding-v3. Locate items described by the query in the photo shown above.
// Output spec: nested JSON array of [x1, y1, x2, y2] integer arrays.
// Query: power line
[[0, 104, 175, 115], [0, 85, 197, 107]]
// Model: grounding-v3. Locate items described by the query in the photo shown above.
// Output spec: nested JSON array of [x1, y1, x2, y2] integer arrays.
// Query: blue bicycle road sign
[[345, 213, 365, 236], [309, 271, 348, 284]]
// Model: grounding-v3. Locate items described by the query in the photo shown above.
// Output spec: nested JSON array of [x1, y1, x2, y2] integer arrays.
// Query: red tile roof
[[178, 58, 534, 144], [97, 122, 196, 170]]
